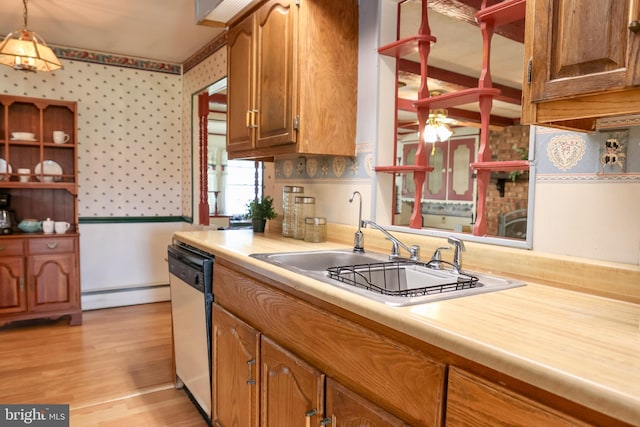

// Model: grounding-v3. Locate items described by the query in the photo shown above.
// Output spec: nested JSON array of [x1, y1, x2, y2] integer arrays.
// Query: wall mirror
[[388, 1, 533, 247], [192, 77, 263, 228]]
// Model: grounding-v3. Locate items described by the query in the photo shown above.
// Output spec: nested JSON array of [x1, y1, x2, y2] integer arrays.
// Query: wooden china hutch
[[0, 94, 81, 327]]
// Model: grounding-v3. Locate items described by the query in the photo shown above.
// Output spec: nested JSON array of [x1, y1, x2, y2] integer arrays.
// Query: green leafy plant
[[508, 146, 529, 182], [245, 195, 277, 221]]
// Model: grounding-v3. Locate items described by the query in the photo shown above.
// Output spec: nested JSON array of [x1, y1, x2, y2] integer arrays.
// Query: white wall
[[533, 181, 640, 264], [79, 222, 186, 309]]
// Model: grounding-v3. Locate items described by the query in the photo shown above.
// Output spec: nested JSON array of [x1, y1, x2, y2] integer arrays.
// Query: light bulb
[[436, 123, 453, 141], [423, 124, 438, 143]]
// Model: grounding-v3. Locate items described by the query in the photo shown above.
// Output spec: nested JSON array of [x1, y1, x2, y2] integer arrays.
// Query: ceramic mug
[[54, 221, 70, 234], [42, 218, 54, 234], [53, 131, 70, 144], [17, 168, 30, 182]]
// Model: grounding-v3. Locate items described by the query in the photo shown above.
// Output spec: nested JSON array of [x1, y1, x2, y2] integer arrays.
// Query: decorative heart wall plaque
[[546, 135, 586, 171]]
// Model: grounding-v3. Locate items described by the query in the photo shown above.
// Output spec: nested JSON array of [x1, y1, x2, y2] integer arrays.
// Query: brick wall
[[484, 125, 530, 237]]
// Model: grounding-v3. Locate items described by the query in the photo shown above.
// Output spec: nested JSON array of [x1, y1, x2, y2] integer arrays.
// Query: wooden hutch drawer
[[0, 239, 25, 256], [28, 237, 75, 254]]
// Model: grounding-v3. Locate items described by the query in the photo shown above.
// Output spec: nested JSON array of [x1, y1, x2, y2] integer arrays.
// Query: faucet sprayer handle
[[447, 236, 465, 252], [447, 236, 465, 273], [432, 246, 450, 261]]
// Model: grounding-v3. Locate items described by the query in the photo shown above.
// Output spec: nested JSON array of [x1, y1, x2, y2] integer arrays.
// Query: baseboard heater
[[81, 283, 170, 310]]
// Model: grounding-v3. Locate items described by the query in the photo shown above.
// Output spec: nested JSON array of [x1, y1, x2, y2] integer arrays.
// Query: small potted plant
[[245, 195, 277, 233]]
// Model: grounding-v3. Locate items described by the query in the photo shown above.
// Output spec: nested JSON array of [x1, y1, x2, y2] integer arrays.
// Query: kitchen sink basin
[[252, 249, 389, 271], [250, 249, 525, 306]]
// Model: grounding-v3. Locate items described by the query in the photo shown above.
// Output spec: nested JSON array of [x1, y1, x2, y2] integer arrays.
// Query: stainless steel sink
[[250, 250, 525, 306], [251, 250, 389, 271]]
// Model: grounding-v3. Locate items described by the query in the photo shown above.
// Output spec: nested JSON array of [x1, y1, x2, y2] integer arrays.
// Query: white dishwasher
[[168, 243, 213, 420]]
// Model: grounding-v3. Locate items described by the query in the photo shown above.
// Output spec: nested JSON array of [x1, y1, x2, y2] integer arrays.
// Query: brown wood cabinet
[[261, 336, 324, 426], [0, 236, 80, 325], [212, 302, 260, 427], [0, 94, 81, 327], [0, 239, 26, 315], [226, 0, 358, 159], [522, 0, 640, 131], [213, 262, 446, 426], [212, 300, 413, 427], [325, 377, 411, 426], [446, 367, 592, 426], [204, 257, 631, 426]]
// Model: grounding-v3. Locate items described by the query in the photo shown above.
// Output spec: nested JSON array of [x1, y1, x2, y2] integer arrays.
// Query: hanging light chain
[[23, 0, 29, 29]]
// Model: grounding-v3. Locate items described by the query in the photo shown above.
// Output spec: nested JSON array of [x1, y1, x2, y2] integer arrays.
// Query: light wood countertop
[[174, 229, 640, 425]]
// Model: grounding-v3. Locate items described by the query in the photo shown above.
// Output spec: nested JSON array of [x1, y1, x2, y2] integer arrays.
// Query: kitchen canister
[[282, 186, 304, 237], [304, 217, 327, 243], [293, 196, 315, 240]]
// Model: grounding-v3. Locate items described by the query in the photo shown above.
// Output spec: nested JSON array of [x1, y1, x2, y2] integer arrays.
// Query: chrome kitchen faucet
[[361, 220, 421, 261]]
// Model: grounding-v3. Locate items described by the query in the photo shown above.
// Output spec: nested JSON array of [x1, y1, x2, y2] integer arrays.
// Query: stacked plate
[[0, 159, 63, 182], [35, 160, 63, 182], [10, 132, 37, 141]]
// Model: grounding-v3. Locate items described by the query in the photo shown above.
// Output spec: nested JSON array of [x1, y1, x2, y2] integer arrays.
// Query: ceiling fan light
[[423, 124, 438, 143], [436, 123, 453, 141]]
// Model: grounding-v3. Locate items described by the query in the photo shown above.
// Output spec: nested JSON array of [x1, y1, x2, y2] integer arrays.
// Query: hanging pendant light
[[423, 90, 454, 146], [424, 108, 453, 143], [0, 0, 63, 72]]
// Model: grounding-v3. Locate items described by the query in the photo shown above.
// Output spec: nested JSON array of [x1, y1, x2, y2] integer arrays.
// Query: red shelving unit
[[375, 0, 527, 233], [374, 165, 434, 174], [470, 160, 529, 172], [414, 88, 501, 110], [476, 0, 526, 27], [378, 35, 437, 58]]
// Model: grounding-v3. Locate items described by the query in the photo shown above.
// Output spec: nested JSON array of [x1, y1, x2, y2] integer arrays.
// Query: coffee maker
[[0, 193, 15, 234]]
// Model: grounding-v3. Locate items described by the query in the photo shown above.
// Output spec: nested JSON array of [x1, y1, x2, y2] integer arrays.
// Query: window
[[208, 159, 263, 218]]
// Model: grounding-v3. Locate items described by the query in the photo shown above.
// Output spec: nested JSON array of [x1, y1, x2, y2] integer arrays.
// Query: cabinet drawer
[[28, 237, 74, 254], [0, 239, 25, 256], [446, 367, 592, 426]]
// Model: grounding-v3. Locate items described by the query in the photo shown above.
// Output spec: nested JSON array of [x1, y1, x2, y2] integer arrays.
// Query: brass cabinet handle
[[19, 277, 25, 291], [47, 242, 58, 249], [246, 358, 256, 385], [630, 21, 640, 32], [248, 109, 258, 129], [246, 110, 251, 128]]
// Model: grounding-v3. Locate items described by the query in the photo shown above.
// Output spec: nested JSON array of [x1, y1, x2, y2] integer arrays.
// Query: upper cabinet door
[[529, 0, 637, 101], [254, 0, 297, 149], [227, 14, 256, 152]]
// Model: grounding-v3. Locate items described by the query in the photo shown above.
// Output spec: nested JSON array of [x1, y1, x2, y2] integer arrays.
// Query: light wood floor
[[0, 302, 208, 427]]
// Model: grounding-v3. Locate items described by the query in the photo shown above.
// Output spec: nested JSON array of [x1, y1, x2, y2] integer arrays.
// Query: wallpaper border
[[52, 46, 181, 75], [49, 31, 228, 75]]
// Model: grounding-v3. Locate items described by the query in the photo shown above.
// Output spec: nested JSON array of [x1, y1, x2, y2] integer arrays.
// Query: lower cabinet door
[[0, 256, 27, 315], [325, 377, 411, 426], [212, 303, 260, 427], [28, 253, 78, 312], [261, 335, 324, 427]]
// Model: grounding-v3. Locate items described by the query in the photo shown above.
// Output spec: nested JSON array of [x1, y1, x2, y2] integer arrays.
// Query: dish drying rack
[[326, 260, 479, 297]]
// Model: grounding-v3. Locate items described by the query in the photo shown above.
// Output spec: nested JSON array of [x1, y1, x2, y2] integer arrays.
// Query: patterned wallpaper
[[535, 125, 640, 182], [181, 48, 227, 218], [1, 59, 183, 217]]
